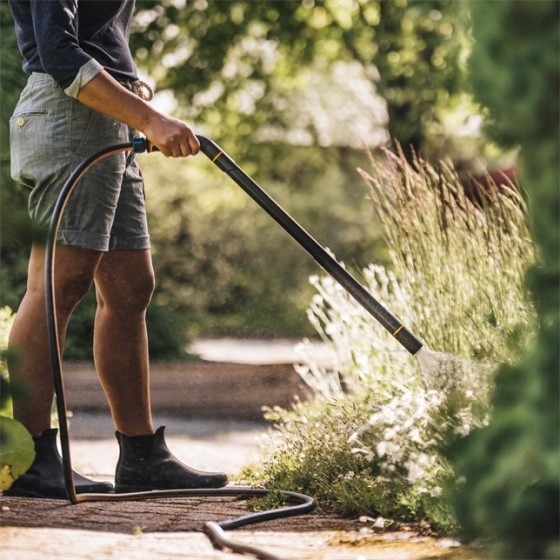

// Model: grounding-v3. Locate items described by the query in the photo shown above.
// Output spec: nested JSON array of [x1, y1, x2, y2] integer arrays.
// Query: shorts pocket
[[68, 99, 96, 156], [10, 110, 51, 188]]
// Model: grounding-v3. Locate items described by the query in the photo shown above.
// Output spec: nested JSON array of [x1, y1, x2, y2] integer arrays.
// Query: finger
[[153, 141, 172, 157], [187, 134, 200, 155], [180, 141, 191, 157]]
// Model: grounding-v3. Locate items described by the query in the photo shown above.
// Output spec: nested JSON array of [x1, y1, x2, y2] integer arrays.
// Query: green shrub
[[0, 307, 16, 418], [0, 306, 35, 493], [450, 2, 559, 558]]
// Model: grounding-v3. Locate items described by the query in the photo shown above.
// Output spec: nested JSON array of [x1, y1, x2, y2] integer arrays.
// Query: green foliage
[[131, 0, 467, 156], [361, 148, 534, 365], [252, 393, 459, 530], [0, 307, 16, 418], [451, 2, 560, 558], [0, 416, 35, 492], [139, 144, 381, 338], [0, 3, 35, 314], [246, 150, 534, 531], [0, 307, 34, 492], [252, 398, 373, 516], [295, 149, 533, 403]]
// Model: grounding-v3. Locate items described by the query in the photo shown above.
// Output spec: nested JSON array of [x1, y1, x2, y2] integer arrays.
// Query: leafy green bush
[[0, 2, 37, 319], [0, 306, 35, 493], [132, 0, 468, 157], [248, 148, 534, 531], [0, 306, 16, 418]]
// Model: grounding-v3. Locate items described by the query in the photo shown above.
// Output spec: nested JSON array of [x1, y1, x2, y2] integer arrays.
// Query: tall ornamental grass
[[250, 148, 535, 530]]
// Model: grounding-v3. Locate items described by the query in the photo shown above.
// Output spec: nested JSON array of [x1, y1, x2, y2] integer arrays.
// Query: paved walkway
[[1, 525, 469, 560], [1, 340, 476, 559], [0, 412, 474, 560], [189, 337, 336, 366]]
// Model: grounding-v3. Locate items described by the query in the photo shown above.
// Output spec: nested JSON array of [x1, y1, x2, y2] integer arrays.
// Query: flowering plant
[[253, 147, 534, 528]]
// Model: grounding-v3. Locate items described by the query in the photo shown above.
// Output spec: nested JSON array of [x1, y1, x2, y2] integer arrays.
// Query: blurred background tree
[[1, 0, 501, 359], [131, 0, 469, 158], [0, 3, 33, 322]]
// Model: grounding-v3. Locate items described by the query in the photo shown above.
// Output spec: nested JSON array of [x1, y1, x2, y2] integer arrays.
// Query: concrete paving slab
[[0, 526, 473, 560], [189, 338, 335, 367]]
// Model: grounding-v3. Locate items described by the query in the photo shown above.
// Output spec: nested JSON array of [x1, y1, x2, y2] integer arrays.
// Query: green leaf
[[0, 416, 35, 492]]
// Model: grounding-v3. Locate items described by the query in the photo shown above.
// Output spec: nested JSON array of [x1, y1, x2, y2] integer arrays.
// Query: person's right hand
[[77, 71, 201, 158], [141, 113, 200, 158]]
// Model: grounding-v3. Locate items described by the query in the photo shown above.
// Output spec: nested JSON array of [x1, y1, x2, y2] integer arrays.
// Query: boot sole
[[4, 484, 114, 499], [115, 480, 229, 493]]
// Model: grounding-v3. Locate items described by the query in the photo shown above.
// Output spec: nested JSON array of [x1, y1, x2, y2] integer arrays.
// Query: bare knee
[[95, 250, 156, 314], [25, 244, 99, 317], [96, 270, 155, 314], [121, 271, 155, 313]]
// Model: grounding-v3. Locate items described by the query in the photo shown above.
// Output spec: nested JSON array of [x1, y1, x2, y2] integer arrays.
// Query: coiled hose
[[45, 138, 316, 560]]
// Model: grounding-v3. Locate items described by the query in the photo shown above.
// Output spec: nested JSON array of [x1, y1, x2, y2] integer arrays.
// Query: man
[[5, 0, 228, 498]]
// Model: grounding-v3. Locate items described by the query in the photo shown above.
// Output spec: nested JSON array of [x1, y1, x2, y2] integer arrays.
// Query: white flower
[[375, 441, 387, 458]]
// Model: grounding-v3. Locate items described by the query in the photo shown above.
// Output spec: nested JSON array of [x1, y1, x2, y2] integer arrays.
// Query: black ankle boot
[[3, 428, 113, 499], [115, 426, 228, 493]]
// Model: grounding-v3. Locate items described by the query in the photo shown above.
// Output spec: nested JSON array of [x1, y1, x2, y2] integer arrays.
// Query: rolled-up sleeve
[[63, 58, 103, 98], [30, 0, 102, 97]]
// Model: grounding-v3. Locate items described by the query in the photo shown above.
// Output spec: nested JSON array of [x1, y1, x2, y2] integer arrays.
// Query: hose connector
[[131, 137, 149, 153], [131, 137, 158, 153]]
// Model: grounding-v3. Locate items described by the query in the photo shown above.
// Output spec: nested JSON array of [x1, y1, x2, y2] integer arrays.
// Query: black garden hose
[[46, 135, 425, 558], [45, 139, 315, 560]]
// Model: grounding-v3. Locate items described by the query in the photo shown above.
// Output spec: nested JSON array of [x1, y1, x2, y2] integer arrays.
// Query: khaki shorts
[[10, 72, 150, 252]]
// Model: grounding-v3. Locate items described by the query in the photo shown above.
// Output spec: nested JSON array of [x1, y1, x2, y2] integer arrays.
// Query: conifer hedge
[[451, 2, 560, 558]]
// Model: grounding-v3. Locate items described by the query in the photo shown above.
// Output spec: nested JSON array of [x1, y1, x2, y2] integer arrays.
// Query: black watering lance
[[168, 135, 423, 356]]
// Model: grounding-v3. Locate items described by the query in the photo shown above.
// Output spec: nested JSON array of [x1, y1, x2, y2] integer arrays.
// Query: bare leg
[[93, 249, 155, 436], [8, 244, 102, 437], [94, 250, 228, 490]]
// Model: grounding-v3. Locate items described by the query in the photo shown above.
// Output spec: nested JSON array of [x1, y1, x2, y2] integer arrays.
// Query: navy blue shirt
[[9, 0, 139, 96]]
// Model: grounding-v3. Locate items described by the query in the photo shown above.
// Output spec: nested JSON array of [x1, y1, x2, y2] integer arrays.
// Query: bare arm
[[77, 70, 199, 158]]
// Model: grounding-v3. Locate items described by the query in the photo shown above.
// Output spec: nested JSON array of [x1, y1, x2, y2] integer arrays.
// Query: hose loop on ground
[[45, 141, 316, 560]]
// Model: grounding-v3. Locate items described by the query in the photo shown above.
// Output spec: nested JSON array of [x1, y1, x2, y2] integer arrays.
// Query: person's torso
[[9, 0, 138, 86]]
